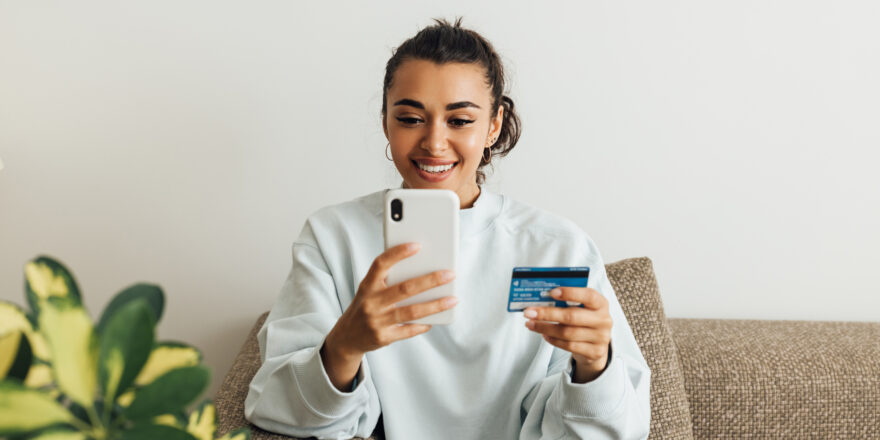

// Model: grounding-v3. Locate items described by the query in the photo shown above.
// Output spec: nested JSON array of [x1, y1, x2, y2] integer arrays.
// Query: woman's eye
[[395, 117, 474, 127], [450, 118, 475, 127], [396, 117, 422, 125]]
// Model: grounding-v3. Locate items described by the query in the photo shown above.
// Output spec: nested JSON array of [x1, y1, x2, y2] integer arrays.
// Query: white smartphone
[[383, 188, 459, 325]]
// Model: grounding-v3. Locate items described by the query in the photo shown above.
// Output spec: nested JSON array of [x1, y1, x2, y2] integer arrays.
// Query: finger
[[540, 334, 593, 355], [543, 335, 609, 362], [383, 269, 455, 307], [362, 243, 420, 291], [386, 295, 458, 325], [388, 323, 432, 343], [525, 321, 607, 343], [549, 287, 607, 310], [524, 306, 612, 328]]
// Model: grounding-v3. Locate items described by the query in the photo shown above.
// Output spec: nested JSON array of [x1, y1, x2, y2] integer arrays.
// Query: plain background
[[1, 1, 878, 397]]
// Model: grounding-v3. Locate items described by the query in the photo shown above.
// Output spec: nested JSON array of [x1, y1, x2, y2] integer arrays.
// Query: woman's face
[[383, 59, 503, 208]]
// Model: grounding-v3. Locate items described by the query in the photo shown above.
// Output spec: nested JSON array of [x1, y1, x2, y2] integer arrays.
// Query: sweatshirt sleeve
[[519, 236, 652, 440], [244, 219, 381, 440]]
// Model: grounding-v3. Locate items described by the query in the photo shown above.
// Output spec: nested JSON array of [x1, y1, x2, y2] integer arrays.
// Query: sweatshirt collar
[[375, 182, 504, 238]]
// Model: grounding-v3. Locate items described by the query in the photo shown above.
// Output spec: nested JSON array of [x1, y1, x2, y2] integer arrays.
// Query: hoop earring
[[482, 147, 492, 163], [385, 143, 393, 161]]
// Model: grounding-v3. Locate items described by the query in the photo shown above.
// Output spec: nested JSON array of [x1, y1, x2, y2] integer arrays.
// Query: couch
[[214, 257, 880, 439]]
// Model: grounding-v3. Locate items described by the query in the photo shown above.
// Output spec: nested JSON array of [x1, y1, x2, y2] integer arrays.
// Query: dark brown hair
[[381, 17, 522, 185]]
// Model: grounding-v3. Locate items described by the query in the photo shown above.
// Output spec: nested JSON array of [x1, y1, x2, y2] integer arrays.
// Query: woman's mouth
[[412, 160, 458, 182]]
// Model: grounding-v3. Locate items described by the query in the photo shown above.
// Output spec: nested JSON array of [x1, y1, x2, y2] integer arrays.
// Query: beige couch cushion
[[669, 318, 880, 438], [606, 257, 694, 439]]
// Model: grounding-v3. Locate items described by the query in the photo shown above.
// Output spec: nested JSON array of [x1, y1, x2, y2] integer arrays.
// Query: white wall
[[2, 0, 878, 397]]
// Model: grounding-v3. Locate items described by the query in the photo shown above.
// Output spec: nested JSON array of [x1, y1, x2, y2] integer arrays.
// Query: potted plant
[[0, 255, 251, 440]]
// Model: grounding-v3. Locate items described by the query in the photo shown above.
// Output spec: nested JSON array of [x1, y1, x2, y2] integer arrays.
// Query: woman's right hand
[[320, 242, 458, 390]]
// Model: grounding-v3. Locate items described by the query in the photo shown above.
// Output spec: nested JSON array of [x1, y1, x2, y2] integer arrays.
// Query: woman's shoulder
[[303, 189, 386, 231], [498, 192, 589, 241], [497, 192, 605, 260]]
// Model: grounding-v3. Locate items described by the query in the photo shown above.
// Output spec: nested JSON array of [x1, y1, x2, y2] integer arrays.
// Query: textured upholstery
[[605, 257, 694, 439], [669, 318, 880, 438]]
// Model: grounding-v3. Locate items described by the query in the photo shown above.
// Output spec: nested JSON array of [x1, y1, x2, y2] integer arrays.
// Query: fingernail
[[408, 243, 421, 252], [524, 309, 537, 318], [441, 270, 455, 281], [444, 296, 458, 307], [525, 320, 535, 329], [549, 288, 561, 297]]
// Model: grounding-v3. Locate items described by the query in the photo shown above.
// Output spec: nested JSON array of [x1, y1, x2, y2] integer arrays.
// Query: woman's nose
[[420, 120, 448, 153]]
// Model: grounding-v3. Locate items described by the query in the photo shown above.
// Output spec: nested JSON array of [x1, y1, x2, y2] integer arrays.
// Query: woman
[[245, 18, 651, 440]]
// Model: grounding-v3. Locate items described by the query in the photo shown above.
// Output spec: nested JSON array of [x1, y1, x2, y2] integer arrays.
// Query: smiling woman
[[380, 21, 521, 209], [244, 17, 651, 440], [383, 61, 502, 200]]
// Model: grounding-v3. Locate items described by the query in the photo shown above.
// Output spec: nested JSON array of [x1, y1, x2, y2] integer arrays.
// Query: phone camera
[[390, 198, 403, 222]]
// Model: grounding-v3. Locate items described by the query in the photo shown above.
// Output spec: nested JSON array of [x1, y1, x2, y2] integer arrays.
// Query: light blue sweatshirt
[[245, 186, 651, 440]]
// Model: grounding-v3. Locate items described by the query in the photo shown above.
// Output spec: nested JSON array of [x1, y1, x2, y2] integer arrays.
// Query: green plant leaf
[[0, 300, 50, 361], [0, 380, 75, 435], [97, 283, 164, 332], [134, 341, 202, 387], [186, 400, 215, 440], [24, 363, 53, 389], [123, 366, 210, 422], [0, 330, 33, 381], [27, 427, 88, 440], [67, 393, 117, 426], [66, 399, 95, 425], [24, 256, 82, 315], [37, 297, 98, 407], [153, 412, 186, 429], [115, 341, 203, 409], [122, 424, 198, 440], [0, 301, 32, 335], [217, 427, 252, 440], [98, 298, 155, 402]]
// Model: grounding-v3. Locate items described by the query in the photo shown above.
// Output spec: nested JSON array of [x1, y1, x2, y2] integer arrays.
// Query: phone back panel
[[383, 189, 459, 325]]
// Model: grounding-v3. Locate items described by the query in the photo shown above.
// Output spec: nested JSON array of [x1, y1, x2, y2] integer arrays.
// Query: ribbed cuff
[[289, 339, 367, 418], [558, 340, 626, 419]]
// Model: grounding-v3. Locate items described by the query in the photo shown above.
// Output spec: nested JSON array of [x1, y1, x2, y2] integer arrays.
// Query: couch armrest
[[215, 312, 382, 440], [668, 318, 880, 439], [214, 313, 287, 439]]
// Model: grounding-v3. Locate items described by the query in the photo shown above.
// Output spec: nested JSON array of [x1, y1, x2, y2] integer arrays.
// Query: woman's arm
[[320, 338, 363, 392], [318, 240, 458, 395], [244, 220, 381, 439], [519, 245, 652, 439]]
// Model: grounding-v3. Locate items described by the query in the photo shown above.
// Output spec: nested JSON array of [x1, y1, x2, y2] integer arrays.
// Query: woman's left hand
[[524, 287, 613, 383]]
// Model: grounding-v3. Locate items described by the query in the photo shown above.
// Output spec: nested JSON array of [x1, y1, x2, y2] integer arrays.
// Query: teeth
[[416, 162, 455, 173]]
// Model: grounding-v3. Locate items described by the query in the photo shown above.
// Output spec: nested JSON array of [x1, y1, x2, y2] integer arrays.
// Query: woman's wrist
[[321, 329, 364, 391], [571, 343, 611, 384], [572, 355, 608, 383], [324, 329, 362, 361]]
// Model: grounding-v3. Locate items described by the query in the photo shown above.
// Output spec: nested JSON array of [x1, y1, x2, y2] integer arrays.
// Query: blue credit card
[[507, 267, 590, 312]]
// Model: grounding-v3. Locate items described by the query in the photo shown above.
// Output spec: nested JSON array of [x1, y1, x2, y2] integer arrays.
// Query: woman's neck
[[460, 185, 481, 210], [400, 181, 481, 210]]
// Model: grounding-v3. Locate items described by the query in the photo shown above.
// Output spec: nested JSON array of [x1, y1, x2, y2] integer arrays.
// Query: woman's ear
[[490, 105, 504, 139], [382, 114, 389, 140]]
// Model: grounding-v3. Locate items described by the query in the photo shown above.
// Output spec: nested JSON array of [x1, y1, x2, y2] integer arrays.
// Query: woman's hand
[[523, 287, 613, 383], [321, 242, 458, 390]]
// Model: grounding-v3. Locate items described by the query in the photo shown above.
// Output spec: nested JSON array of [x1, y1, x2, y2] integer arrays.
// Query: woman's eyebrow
[[393, 98, 482, 110]]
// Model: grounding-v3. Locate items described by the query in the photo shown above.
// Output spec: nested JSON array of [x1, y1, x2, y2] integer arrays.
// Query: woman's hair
[[381, 17, 522, 185]]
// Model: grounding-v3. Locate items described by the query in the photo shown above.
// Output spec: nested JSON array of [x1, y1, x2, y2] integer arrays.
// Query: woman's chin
[[404, 179, 455, 190]]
